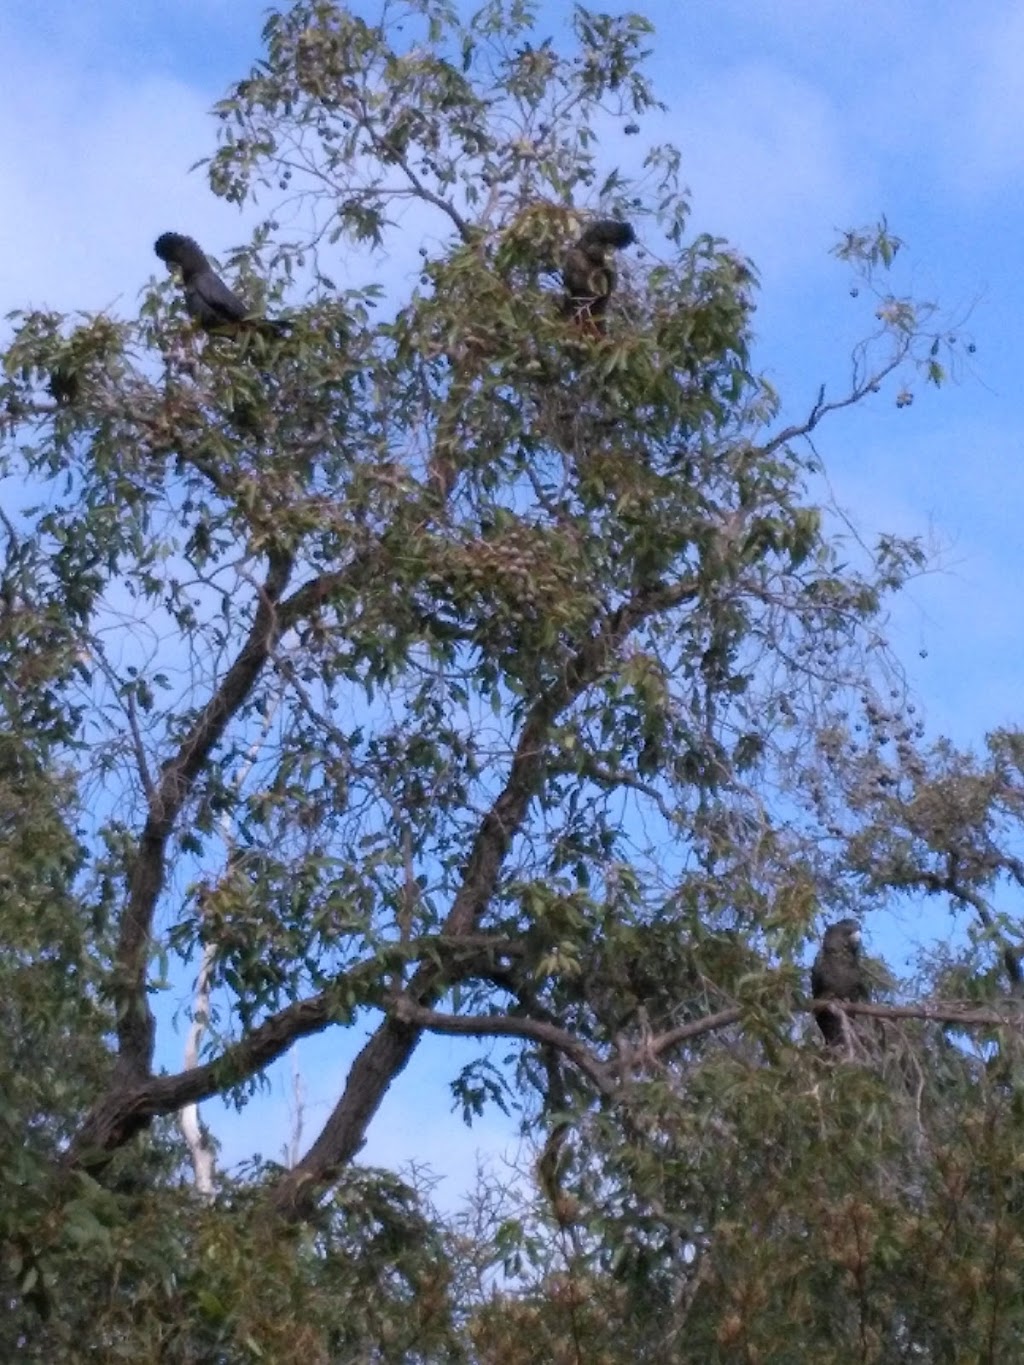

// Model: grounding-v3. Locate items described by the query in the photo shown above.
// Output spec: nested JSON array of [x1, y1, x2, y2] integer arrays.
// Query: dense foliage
[[2, 2, 1023, 1359]]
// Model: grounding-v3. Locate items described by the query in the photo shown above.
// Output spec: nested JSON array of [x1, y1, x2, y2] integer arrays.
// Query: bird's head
[[824, 918, 862, 953], [153, 232, 207, 273]]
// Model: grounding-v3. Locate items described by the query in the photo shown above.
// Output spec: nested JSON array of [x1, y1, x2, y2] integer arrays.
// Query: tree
[[2, 1, 1022, 1359]]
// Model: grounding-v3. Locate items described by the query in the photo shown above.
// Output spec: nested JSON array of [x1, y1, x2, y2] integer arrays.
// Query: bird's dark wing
[[186, 269, 250, 328], [810, 957, 827, 1000], [849, 971, 870, 1002], [561, 246, 590, 305], [562, 247, 615, 324]]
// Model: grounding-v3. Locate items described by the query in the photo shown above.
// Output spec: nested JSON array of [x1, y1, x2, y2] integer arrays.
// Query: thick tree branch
[[813, 998, 1024, 1028], [390, 998, 616, 1098], [381, 993, 1024, 1095], [397, 995, 1024, 1075], [270, 577, 701, 1218], [105, 525, 429, 1094], [647, 997, 1024, 1060], [112, 547, 294, 1086], [69, 933, 522, 1163], [72, 983, 362, 1161], [71, 965, 1023, 1174]]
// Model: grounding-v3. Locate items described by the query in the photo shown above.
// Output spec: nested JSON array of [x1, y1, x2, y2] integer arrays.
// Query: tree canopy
[[3, 2, 1023, 1360]]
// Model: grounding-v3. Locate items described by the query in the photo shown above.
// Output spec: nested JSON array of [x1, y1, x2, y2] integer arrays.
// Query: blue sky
[[3, 0, 1023, 1205]]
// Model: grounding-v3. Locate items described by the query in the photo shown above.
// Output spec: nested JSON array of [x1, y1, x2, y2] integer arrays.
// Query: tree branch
[[105, 527, 431, 1093], [390, 998, 615, 1098], [69, 933, 523, 1163], [70, 973, 1023, 1174], [815, 998, 1024, 1028], [72, 982, 363, 1161], [645, 1007, 744, 1056], [270, 577, 701, 1218], [110, 549, 294, 1086], [760, 349, 907, 457], [888, 859, 1023, 990]]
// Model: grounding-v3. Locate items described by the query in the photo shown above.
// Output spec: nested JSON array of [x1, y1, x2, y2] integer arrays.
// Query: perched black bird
[[153, 233, 288, 336], [561, 218, 636, 330], [47, 364, 79, 406], [811, 918, 868, 1047]]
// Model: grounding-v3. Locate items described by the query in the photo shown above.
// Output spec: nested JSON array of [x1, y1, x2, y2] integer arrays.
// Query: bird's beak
[[849, 928, 862, 945]]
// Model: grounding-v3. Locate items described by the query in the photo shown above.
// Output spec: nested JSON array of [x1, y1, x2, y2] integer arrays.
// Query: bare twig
[[88, 643, 156, 804], [285, 1051, 306, 1170], [760, 350, 907, 457]]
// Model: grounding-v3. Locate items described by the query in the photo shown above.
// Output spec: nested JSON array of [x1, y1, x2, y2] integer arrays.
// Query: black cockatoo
[[153, 233, 288, 336], [561, 218, 636, 330], [811, 918, 868, 1046]]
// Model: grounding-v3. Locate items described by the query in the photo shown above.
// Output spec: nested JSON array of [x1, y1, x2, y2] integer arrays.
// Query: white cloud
[[666, 61, 865, 281], [0, 53, 255, 320]]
